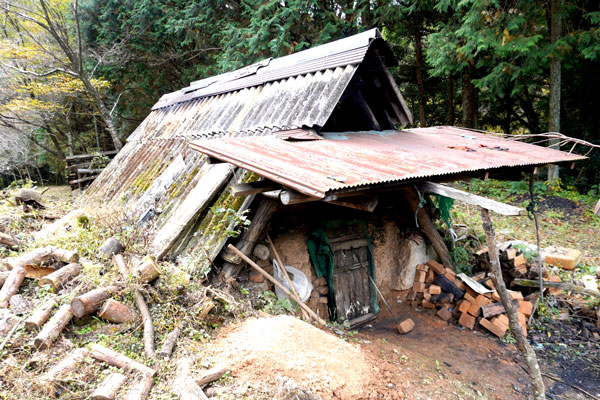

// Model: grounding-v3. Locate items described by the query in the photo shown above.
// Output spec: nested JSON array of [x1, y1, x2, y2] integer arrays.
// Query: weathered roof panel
[[190, 126, 587, 198], [153, 29, 385, 110]]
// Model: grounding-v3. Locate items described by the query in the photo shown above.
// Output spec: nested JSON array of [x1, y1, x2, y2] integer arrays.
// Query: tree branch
[[0, 61, 77, 77]]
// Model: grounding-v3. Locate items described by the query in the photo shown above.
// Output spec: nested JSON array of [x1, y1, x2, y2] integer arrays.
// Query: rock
[[253, 244, 270, 261], [274, 376, 319, 400], [99, 237, 124, 257], [9, 294, 31, 315], [0, 308, 18, 335], [249, 271, 265, 283]]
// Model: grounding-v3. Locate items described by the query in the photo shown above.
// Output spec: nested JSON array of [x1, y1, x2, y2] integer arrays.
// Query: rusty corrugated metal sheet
[[190, 126, 587, 198]]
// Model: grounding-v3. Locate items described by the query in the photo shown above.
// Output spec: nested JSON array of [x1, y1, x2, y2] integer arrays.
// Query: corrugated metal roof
[[190, 126, 587, 198], [126, 65, 357, 142], [153, 29, 386, 110]]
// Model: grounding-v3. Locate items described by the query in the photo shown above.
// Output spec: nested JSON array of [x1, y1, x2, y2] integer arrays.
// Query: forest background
[[0, 0, 598, 193]]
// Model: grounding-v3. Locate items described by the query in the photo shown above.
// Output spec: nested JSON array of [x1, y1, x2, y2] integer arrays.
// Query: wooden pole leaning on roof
[[266, 233, 310, 322], [227, 244, 326, 326], [403, 187, 452, 269], [480, 208, 545, 399]]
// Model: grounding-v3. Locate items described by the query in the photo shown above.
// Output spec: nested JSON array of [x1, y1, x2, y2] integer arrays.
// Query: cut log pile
[[406, 259, 533, 338]]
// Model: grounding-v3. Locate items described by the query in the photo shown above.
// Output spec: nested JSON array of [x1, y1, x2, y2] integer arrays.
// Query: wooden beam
[[230, 180, 280, 197], [279, 190, 336, 205], [329, 195, 378, 212], [415, 181, 525, 216], [352, 89, 381, 131]]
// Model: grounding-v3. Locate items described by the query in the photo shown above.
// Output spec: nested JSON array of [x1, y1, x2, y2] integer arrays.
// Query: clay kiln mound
[[207, 315, 376, 399]]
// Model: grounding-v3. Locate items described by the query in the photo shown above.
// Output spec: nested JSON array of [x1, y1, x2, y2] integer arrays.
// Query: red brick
[[412, 282, 426, 293], [416, 264, 429, 272], [467, 295, 492, 317], [437, 307, 453, 321], [422, 299, 436, 309], [458, 300, 471, 313], [425, 269, 435, 284], [426, 260, 445, 275], [415, 270, 427, 283], [429, 285, 441, 295], [397, 318, 415, 334], [249, 271, 265, 283], [519, 301, 533, 317], [458, 312, 476, 330], [479, 317, 507, 338]]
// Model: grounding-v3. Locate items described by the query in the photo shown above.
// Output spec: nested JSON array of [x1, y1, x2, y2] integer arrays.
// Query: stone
[[395, 237, 432, 290], [99, 237, 124, 257], [275, 376, 319, 400], [252, 244, 270, 261]]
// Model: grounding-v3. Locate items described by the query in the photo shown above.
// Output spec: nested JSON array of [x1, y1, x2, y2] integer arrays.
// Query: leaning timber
[[33, 304, 73, 350], [71, 286, 119, 318], [221, 198, 278, 278], [123, 373, 154, 400], [38, 263, 82, 291], [7, 247, 78, 270], [158, 324, 184, 359]]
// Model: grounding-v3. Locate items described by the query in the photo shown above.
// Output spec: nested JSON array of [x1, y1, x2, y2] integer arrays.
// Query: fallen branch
[[123, 372, 154, 400], [7, 247, 78, 270], [89, 343, 155, 376], [513, 279, 600, 299], [158, 323, 184, 359], [133, 289, 155, 359], [0, 317, 22, 354], [0, 232, 22, 249], [195, 365, 229, 387]]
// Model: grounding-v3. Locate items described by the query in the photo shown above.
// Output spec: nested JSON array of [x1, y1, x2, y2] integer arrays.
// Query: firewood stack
[[406, 260, 533, 338]]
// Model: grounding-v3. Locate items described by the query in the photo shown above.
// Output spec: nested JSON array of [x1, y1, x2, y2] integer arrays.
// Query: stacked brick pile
[[406, 260, 534, 338]]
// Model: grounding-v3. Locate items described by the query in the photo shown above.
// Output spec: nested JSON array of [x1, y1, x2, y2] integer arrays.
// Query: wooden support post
[[403, 187, 452, 269], [221, 198, 279, 278], [38, 263, 82, 291], [480, 208, 545, 399], [71, 286, 119, 318], [25, 296, 57, 330], [34, 304, 73, 350]]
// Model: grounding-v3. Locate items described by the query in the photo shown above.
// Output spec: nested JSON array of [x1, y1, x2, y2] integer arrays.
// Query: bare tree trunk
[[480, 208, 545, 399], [448, 74, 455, 125], [548, 0, 562, 182], [414, 15, 427, 128], [461, 65, 477, 128]]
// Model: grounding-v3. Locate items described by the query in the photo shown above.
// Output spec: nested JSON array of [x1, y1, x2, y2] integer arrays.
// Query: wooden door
[[328, 225, 372, 323]]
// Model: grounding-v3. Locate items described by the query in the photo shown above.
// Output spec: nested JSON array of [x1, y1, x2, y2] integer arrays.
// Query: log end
[[70, 299, 86, 318]]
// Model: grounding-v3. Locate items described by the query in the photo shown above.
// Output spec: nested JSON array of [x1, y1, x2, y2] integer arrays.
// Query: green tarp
[[307, 219, 380, 321]]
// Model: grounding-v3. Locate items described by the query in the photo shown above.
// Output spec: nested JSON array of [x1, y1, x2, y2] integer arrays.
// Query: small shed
[[87, 29, 585, 326]]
